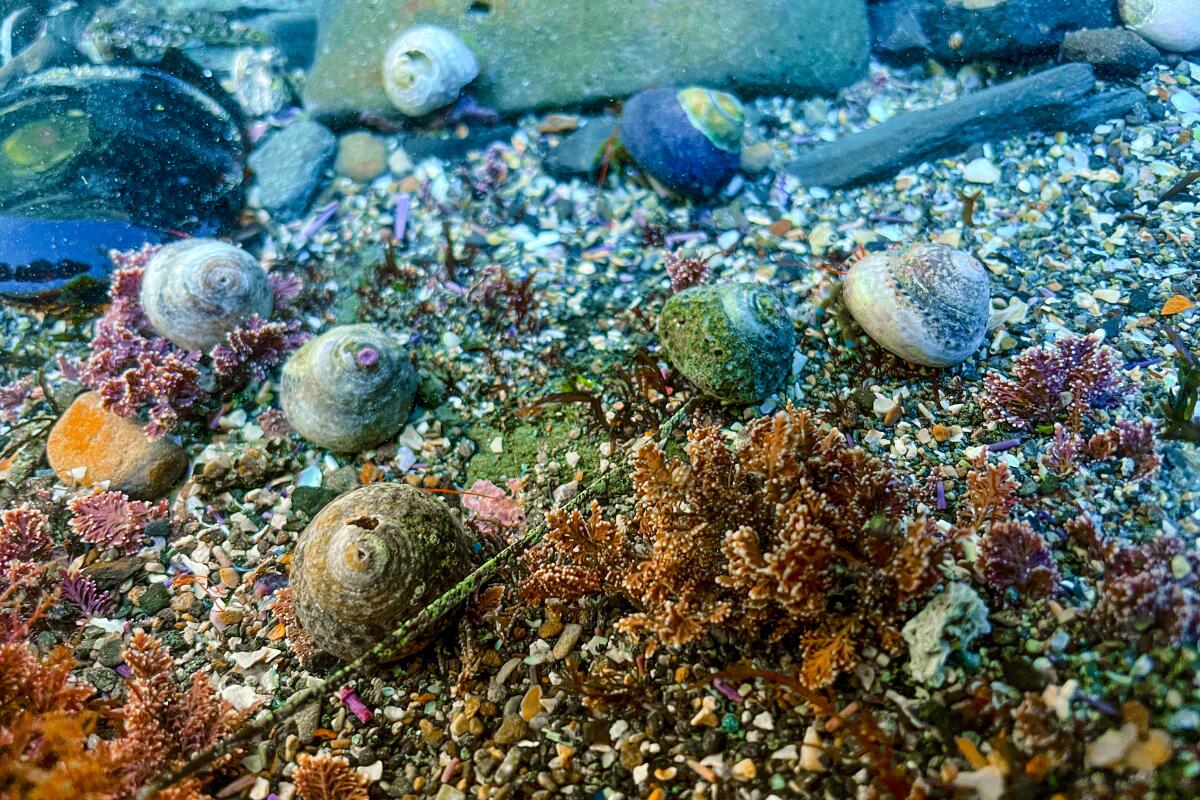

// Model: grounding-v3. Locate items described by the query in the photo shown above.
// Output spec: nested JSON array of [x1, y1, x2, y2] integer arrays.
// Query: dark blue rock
[[248, 119, 336, 221], [619, 87, 743, 201], [0, 216, 169, 303]]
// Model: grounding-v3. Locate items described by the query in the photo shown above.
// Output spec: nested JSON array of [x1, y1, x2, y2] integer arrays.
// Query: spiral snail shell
[[290, 482, 472, 661], [381, 25, 479, 117], [140, 238, 273, 352], [280, 323, 417, 452], [1120, 0, 1200, 53], [843, 243, 991, 368]]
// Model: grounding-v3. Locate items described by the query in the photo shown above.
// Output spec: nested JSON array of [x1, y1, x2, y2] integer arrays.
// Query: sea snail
[[381, 24, 480, 117]]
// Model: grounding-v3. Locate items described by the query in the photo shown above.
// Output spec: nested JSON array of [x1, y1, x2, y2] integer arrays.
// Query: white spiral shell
[[843, 243, 991, 368], [1121, 0, 1200, 52], [381, 25, 479, 117], [140, 238, 273, 352]]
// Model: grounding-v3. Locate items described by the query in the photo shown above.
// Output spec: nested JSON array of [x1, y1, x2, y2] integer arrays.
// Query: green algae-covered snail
[[290, 482, 472, 661], [658, 282, 795, 404], [381, 24, 479, 117], [140, 238, 273, 352], [620, 86, 744, 200], [1121, 0, 1200, 52], [843, 243, 991, 369], [280, 323, 417, 452]]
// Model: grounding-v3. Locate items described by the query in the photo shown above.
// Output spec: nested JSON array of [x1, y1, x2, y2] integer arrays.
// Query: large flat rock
[[304, 0, 868, 120]]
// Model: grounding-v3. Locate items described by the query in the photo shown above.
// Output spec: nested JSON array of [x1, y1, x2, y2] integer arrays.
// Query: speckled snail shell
[[290, 482, 472, 661], [1121, 0, 1200, 53], [842, 243, 991, 368], [140, 238, 273, 352], [381, 24, 479, 117], [280, 323, 417, 452]]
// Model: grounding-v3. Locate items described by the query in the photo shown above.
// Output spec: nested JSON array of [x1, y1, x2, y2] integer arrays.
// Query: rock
[[305, 0, 868, 119], [47, 392, 189, 500], [1120, 0, 1200, 53], [493, 714, 527, 745], [901, 582, 991, 688], [658, 283, 796, 404], [81, 665, 119, 693], [402, 125, 518, 163], [138, 583, 172, 615], [787, 64, 1143, 188], [871, 0, 1115, 62], [83, 557, 143, 588], [1062, 28, 1162, 76], [962, 157, 1000, 184], [248, 119, 336, 221], [231, 47, 291, 116], [334, 131, 389, 182], [544, 115, 617, 178], [94, 636, 124, 667], [740, 141, 775, 174]]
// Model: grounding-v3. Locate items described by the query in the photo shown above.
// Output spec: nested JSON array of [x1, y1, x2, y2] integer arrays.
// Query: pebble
[[335, 131, 389, 182], [550, 624, 582, 661], [493, 714, 528, 745], [1171, 91, 1200, 114], [520, 685, 543, 722], [731, 758, 757, 781], [248, 119, 337, 222], [47, 392, 188, 500], [962, 157, 1001, 184]]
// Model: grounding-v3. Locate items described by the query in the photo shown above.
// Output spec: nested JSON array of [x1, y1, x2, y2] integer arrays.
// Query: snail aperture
[[140, 238, 273, 352]]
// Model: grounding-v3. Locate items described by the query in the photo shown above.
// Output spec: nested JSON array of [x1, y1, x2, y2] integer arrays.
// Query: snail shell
[[620, 86, 744, 200], [1121, 0, 1200, 52], [843, 243, 991, 368], [381, 25, 479, 117], [140, 238, 273, 352], [658, 282, 795, 404], [290, 482, 471, 661], [280, 323, 417, 452]]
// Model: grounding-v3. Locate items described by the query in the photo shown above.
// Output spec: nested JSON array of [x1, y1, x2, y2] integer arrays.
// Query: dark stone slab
[[402, 125, 517, 162], [1062, 27, 1163, 77], [305, 0, 869, 120], [786, 64, 1143, 189], [871, 0, 1115, 62]]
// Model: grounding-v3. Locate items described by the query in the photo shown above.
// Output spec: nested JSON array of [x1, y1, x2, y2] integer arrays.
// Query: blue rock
[[620, 87, 743, 201], [248, 119, 336, 221]]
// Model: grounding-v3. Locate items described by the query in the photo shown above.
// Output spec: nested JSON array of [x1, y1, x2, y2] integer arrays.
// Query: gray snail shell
[[843, 243, 991, 368], [280, 323, 417, 452], [140, 238, 273, 352], [381, 25, 479, 117], [290, 482, 472, 661]]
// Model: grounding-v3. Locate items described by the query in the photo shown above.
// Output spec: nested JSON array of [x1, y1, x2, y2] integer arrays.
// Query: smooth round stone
[[47, 392, 189, 500], [334, 131, 388, 182], [658, 283, 796, 404]]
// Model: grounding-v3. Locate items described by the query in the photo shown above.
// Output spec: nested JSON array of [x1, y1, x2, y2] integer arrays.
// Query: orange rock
[[1161, 294, 1195, 316], [46, 392, 188, 500]]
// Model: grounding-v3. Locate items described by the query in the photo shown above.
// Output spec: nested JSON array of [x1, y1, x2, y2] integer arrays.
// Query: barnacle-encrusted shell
[[140, 238, 273, 352], [843, 243, 991, 368], [620, 86, 744, 200], [1121, 0, 1200, 52], [290, 482, 471, 662], [658, 282, 795, 404], [280, 323, 417, 452], [381, 25, 479, 117]]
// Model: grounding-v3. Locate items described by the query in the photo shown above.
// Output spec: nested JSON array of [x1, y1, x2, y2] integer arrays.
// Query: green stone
[[138, 583, 171, 615], [305, 0, 868, 118], [658, 283, 796, 404]]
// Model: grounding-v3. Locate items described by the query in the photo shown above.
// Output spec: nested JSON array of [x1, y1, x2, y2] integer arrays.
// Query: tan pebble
[[801, 724, 827, 772], [520, 685, 542, 721], [538, 114, 580, 133], [686, 759, 718, 783], [334, 131, 388, 181], [537, 615, 563, 639], [690, 707, 718, 727], [450, 712, 470, 739], [653, 766, 677, 780], [47, 392, 188, 500], [220, 567, 239, 588], [492, 713, 527, 745], [412, 775, 426, 792], [731, 758, 756, 781], [551, 623, 582, 660], [931, 423, 950, 443], [1124, 729, 1172, 770]]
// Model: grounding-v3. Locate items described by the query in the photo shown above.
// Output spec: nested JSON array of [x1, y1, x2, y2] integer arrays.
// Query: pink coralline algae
[[68, 491, 169, 553], [663, 250, 711, 293], [462, 478, 526, 535], [0, 376, 36, 424], [981, 335, 1131, 429], [0, 506, 51, 568], [1097, 535, 1199, 645], [211, 315, 307, 384]]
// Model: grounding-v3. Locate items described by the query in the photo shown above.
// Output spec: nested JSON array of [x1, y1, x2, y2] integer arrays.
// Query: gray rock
[[304, 0, 868, 119], [871, 0, 1114, 62], [544, 115, 617, 178], [248, 119, 336, 221], [94, 635, 125, 668], [902, 582, 990, 688], [81, 665, 120, 693], [138, 583, 172, 615], [787, 64, 1143, 188], [1062, 28, 1162, 77]]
